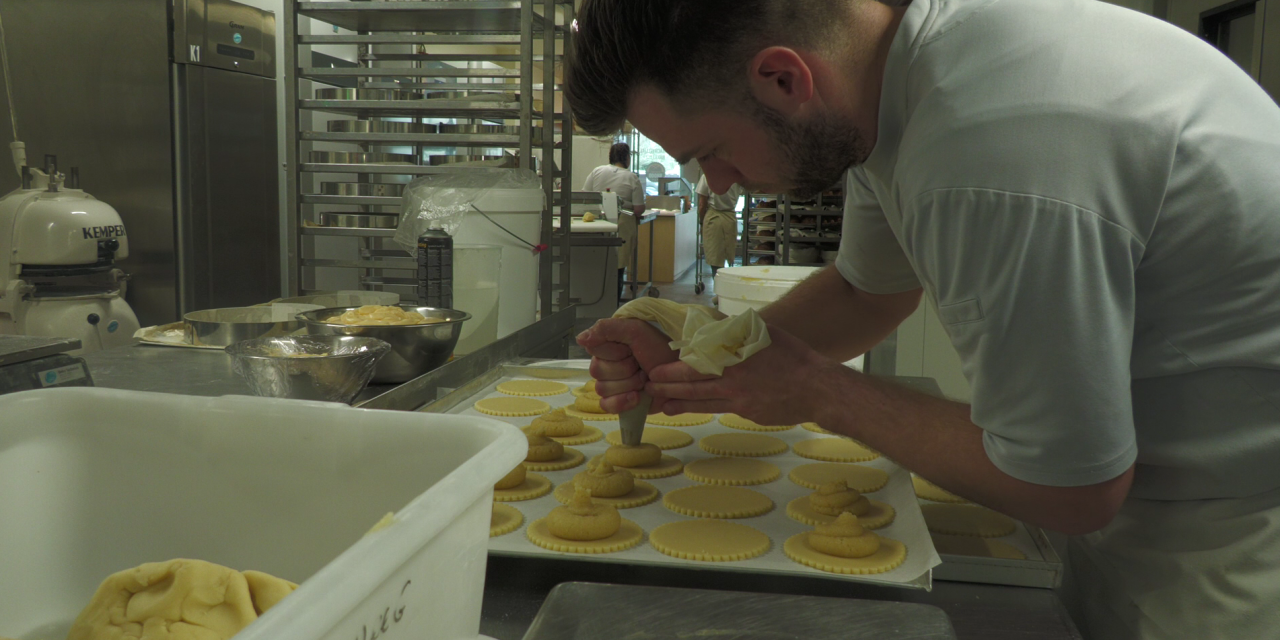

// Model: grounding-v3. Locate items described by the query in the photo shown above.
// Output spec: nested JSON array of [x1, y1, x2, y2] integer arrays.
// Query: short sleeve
[[630, 174, 646, 207], [907, 188, 1141, 487], [836, 170, 922, 294], [581, 168, 598, 192], [696, 175, 711, 197]]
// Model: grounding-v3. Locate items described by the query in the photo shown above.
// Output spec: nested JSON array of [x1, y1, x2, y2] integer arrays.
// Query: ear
[[747, 47, 815, 115]]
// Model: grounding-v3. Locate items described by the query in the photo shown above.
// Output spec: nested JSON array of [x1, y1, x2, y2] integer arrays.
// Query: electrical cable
[[0, 8, 18, 142]]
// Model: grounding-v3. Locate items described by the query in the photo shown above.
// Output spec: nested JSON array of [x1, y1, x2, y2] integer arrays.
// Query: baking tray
[[327, 120, 438, 134], [923, 495, 1064, 589], [523, 582, 956, 640], [422, 362, 941, 591], [319, 182, 407, 197]]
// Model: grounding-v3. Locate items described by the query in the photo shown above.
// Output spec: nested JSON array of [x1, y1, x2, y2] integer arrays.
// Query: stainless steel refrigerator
[[0, 0, 279, 326]]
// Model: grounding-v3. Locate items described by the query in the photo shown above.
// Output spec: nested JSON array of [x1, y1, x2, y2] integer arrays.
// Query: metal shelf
[[298, 2, 560, 33], [301, 66, 522, 79], [303, 258, 416, 270], [304, 131, 531, 147], [301, 226, 397, 238], [298, 99, 527, 118], [301, 194, 401, 207], [299, 34, 521, 45], [300, 163, 518, 175]]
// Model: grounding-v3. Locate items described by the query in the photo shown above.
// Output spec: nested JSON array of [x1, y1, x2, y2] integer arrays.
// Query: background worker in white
[[565, 0, 1280, 638], [582, 142, 646, 299], [695, 174, 746, 276]]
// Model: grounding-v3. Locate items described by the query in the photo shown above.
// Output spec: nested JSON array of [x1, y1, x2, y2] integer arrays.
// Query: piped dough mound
[[494, 464, 527, 490], [524, 428, 565, 462], [809, 513, 882, 559], [530, 408, 586, 437], [573, 460, 635, 498], [572, 390, 608, 414], [810, 480, 871, 517], [546, 485, 623, 541], [605, 443, 663, 468]]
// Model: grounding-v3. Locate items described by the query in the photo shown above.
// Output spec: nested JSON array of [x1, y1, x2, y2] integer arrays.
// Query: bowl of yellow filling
[[297, 304, 471, 382]]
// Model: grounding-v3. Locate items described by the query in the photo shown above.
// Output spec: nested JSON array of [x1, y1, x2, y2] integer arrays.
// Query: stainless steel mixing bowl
[[297, 306, 470, 383], [226, 335, 391, 404], [184, 307, 309, 347]]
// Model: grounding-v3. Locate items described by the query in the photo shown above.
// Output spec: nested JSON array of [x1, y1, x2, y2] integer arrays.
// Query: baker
[[565, 1, 1280, 638], [695, 173, 746, 278], [582, 142, 647, 299]]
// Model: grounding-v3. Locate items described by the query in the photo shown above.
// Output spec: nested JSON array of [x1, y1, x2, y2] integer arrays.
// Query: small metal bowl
[[226, 335, 391, 404], [185, 307, 308, 348], [298, 305, 470, 383]]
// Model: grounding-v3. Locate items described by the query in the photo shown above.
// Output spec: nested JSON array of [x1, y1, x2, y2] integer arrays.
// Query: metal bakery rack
[[283, 0, 575, 312]]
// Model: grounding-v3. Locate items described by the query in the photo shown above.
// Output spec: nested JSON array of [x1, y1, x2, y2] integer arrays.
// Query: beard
[[750, 99, 871, 200]]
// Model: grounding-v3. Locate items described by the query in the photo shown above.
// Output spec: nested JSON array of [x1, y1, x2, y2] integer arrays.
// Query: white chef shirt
[[696, 175, 746, 212], [838, 0, 1280, 500], [583, 165, 645, 220]]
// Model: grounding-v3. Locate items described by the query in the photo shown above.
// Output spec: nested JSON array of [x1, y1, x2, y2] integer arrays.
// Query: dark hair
[[608, 142, 631, 166], [566, 0, 853, 135]]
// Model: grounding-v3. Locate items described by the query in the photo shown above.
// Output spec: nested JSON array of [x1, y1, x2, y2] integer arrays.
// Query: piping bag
[[611, 298, 772, 445]]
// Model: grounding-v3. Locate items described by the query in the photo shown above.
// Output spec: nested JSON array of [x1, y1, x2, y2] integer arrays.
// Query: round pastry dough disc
[[553, 480, 660, 509], [523, 448, 586, 472], [931, 533, 1026, 559], [590, 454, 685, 480], [648, 413, 714, 427], [719, 413, 794, 432], [605, 426, 694, 450], [525, 368, 580, 379], [493, 473, 553, 502], [524, 424, 604, 446], [475, 397, 551, 417], [699, 433, 788, 457], [784, 533, 907, 575], [912, 476, 970, 504], [490, 503, 523, 537], [785, 496, 895, 529], [564, 406, 619, 421], [793, 437, 880, 463], [801, 422, 834, 435], [921, 504, 1017, 538], [527, 518, 644, 554], [649, 519, 771, 561], [496, 379, 570, 397], [684, 457, 780, 486], [663, 485, 774, 518], [789, 463, 889, 493]]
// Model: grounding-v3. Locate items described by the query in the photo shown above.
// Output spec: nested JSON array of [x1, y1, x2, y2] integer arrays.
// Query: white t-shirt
[[582, 165, 645, 219], [837, 0, 1280, 500], [696, 175, 746, 212]]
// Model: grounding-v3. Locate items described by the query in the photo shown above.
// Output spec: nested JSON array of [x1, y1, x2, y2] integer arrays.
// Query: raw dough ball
[[605, 443, 663, 467], [490, 503, 524, 537], [808, 512, 881, 558], [546, 485, 623, 541], [573, 460, 635, 498], [582, 211, 598, 223], [921, 504, 1017, 538], [66, 559, 297, 640], [524, 429, 565, 462], [495, 463, 527, 490], [475, 396, 551, 417], [530, 408, 586, 437], [497, 379, 570, 397], [809, 480, 871, 517], [719, 413, 794, 432], [605, 426, 694, 450], [572, 390, 607, 414]]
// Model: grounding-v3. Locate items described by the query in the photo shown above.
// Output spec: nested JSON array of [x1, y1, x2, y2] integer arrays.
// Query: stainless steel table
[[481, 557, 1083, 640]]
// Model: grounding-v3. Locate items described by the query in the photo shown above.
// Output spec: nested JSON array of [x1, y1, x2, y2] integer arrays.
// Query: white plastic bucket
[[715, 266, 822, 316], [453, 244, 502, 354], [451, 187, 544, 338], [0, 388, 525, 640]]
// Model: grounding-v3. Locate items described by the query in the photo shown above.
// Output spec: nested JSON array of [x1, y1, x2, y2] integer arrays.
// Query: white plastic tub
[[0, 388, 526, 640], [451, 187, 544, 339], [714, 265, 822, 315]]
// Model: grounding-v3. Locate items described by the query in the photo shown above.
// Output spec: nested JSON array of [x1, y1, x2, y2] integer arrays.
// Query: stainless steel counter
[[481, 557, 1082, 640]]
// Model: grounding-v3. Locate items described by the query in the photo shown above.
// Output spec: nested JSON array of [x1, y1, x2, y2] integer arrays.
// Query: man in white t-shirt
[[583, 142, 647, 298], [695, 174, 745, 277], [566, 0, 1280, 637]]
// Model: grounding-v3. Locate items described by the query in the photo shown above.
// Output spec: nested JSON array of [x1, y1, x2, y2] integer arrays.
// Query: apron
[[617, 212, 638, 273], [703, 208, 738, 268], [1061, 485, 1280, 640]]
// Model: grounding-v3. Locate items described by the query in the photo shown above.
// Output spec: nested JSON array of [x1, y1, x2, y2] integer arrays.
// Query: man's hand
[[645, 324, 840, 425], [577, 318, 679, 413]]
